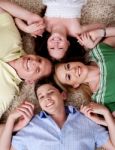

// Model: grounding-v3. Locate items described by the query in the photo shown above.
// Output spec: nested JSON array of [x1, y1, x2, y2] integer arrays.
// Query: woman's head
[[55, 62, 89, 88]]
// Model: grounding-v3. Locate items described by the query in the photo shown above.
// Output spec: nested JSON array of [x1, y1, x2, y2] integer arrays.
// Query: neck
[[51, 107, 67, 128], [86, 65, 100, 92], [51, 24, 68, 37], [8, 59, 17, 70]]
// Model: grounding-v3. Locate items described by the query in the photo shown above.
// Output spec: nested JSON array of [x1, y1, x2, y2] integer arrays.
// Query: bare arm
[[0, 0, 45, 36], [0, 101, 34, 150], [0, 0, 37, 23], [80, 102, 115, 149]]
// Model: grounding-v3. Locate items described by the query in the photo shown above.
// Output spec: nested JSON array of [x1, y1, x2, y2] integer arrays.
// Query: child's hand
[[9, 101, 34, 132], [76, 33, 96, 49], [88, 29, 105, 41]]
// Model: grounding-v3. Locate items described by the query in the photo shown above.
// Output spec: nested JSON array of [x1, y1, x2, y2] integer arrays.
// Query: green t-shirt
[[90, 43, 115, 112]]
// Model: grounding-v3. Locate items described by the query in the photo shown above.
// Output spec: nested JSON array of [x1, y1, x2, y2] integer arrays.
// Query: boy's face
[[14, 55, 52, 83], [36, 84, 65, 114]]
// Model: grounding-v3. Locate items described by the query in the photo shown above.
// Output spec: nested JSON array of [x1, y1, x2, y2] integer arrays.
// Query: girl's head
[[47, 32, 70, 60], [55, 61, 89, 88], [35, 31, 85, 61]]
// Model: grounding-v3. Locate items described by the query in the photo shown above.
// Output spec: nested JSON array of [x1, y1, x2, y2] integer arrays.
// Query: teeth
[[46, 101, 54, 107]]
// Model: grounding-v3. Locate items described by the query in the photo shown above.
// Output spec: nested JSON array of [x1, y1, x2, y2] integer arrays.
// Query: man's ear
[[61, 91, 67, 101], [73, 83, 80, 88], [25, 79, 35, 84]]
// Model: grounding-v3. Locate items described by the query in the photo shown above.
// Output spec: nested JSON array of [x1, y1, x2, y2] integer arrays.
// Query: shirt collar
[[39, 106, 76, 119]]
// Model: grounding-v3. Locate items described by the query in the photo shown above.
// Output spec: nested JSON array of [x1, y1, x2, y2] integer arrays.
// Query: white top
[[43, 0, 87, 18]]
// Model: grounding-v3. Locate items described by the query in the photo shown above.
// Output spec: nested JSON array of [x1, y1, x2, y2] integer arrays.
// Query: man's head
[[35, 80, 67, 114], [11, 54, 52, 83]]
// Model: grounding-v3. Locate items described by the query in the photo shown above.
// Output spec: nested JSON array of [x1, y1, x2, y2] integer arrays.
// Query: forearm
[[104, 111, 115, 147], [15, 18, 29, 33], [0, 117, 14, 150], [82, 23, 105, 33], [0, 0, 32, 22]]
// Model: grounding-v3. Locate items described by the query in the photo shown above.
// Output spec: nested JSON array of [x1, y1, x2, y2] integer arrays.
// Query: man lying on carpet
[[0, 0, 52, 118]]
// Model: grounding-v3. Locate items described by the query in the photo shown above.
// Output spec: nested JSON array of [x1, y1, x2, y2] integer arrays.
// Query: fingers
[[80, 104, 93, 115], [16, 101, 34, 120]]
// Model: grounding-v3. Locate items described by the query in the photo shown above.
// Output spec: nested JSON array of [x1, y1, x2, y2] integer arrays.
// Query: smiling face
[[14, 55, 52, 83], [55, 62, 88, 88], [47, 33, 70, 60], [36, 84, 65, 114]]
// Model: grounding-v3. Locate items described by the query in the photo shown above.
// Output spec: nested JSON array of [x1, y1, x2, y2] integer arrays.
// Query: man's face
[[36, 84, 64, 114], [15, 55, 52, 83]]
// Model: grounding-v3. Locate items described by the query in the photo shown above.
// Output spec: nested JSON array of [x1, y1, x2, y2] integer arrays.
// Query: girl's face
[[55, 62, 88, 88], [47, 33, 70, 60]]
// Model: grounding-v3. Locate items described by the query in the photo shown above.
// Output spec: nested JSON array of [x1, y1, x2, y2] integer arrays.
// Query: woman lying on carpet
[[55, 26, 115, 117]]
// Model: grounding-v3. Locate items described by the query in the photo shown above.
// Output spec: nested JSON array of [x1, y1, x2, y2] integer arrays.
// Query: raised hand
[[80, 102, 107, 126], [26, 22, 45, 37], [9, 101, 34, 132]]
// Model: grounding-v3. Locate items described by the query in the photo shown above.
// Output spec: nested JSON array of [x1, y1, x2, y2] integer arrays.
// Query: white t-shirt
[[43, 0, 87, 18]]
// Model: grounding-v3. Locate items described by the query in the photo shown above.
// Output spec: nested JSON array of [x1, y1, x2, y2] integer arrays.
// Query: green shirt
[[90, 43, 115, 112]]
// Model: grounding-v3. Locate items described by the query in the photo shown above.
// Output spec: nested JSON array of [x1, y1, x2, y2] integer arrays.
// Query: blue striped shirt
[[12, 106, 109, 150]]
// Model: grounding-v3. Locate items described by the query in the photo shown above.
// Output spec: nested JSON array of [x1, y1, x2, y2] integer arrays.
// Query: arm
[[77, 27, 115, 49], [0, 101, 34, 150], [0, 0, 45, 36], [80, 102, 115, 149], [15, 18, 45, 37]]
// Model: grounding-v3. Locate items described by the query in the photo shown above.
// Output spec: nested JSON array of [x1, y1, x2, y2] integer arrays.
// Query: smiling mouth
[[46, 101, 54, 108]]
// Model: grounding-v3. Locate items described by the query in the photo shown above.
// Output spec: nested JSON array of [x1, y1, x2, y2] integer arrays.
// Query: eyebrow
[[37, 88, 54, 96]]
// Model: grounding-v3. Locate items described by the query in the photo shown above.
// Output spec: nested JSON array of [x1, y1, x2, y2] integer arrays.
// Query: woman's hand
[[9, 101, 34, 132], [80, 102, 108, 126]]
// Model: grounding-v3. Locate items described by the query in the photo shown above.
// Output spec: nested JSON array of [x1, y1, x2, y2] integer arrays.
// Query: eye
[[66, 63, 70, 70], [39, 95, 44, 100], [67, 74, 71, 80], [59, 48, 63, 50]]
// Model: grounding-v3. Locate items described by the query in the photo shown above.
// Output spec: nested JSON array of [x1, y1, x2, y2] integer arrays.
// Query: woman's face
[[47, 33, 70, 60], [55, 62, 88, 88]]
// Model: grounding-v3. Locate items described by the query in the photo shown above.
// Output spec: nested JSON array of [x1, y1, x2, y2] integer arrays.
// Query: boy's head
[[11, 54, 52, 83], [35, 79, 67, 114]]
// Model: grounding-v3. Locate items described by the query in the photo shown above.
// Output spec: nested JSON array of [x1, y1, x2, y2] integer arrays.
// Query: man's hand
[[27, 14, 45, 37]]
